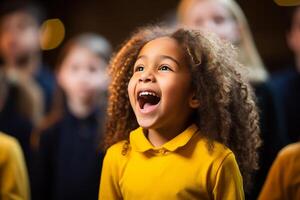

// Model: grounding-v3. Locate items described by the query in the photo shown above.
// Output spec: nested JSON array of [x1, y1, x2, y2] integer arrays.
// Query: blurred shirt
[[259, 142, 300, 200], [34, 107, 104, 200], [0, 132, 30, 200], [269, 68, 300, 143]]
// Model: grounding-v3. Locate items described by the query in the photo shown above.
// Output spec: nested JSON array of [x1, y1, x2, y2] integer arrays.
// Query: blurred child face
[[182, 0, 240, 44], [0, 11, 41, 63], [58, 45, 108, 103], [128, 37, 200, 130], [287, 7, 300, 58]]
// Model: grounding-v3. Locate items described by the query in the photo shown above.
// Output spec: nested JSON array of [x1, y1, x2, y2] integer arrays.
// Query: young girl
[[99, 27, 261, 199], [33, 33, 112, 200]]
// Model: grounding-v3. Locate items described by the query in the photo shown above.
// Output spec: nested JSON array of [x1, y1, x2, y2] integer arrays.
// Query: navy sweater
[[34, 108, 104, 200], [269, 68, 300, 143]]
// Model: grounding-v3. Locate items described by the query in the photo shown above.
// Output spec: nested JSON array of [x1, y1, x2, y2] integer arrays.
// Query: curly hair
[[104, 26, 261, 191]]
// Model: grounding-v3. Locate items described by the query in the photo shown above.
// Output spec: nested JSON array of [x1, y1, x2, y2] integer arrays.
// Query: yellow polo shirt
[[99, 124, 244, 200], [258, 142, 300, 200], [0, 132, 30, 200]]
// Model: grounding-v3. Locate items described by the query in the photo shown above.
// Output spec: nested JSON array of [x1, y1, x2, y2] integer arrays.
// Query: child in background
[[0, 1, 48, 171], [33, 33, 112, 200], [258, 142, 300, 200], [269, 6, 300, 144], [99, 26, 261, 199], [0, 132, 30, 200], [0, 1, 55, 115], [1, 64, 39, 194], [177, 0, 267, 82]]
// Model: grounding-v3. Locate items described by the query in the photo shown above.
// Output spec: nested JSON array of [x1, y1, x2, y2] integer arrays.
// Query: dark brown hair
[[104, 26, 261, 191], [0, 1, 45, 26]]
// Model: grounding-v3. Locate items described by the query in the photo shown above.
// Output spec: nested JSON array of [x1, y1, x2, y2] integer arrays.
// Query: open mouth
[[137, 90, 161, 111]]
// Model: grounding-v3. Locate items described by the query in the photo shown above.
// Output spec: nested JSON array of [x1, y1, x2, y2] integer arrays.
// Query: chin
[[136, 117, 159, 129]]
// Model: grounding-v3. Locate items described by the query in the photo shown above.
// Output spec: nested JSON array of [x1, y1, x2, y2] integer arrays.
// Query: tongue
[[142, 103, 157, 113]]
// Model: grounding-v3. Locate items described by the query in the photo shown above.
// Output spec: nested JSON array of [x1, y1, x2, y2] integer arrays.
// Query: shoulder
[[193, 137, 243, 194], [0, 132, 20, 148], [277, 142, 300, 161], [0, 132, 23, 164], [103, 140, 130, 169], [206, 141, 242, 182], [195, 137, 233, 162], [267, 142, 300, 175], [106, 140, 130, 157], [210, 141, 237, 171], [193, 136, 237, 171]]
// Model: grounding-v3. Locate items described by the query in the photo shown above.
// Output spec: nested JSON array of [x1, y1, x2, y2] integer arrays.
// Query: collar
[[130, 124, 199, 153]]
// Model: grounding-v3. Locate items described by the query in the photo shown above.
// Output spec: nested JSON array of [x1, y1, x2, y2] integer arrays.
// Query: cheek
[[161, 75, 192, 105], [290, 31, 300, 49], [21, 29, 40, 49], [127, 78, 136, 106], [58, 70, 79, 92], [215, 22, 237, 41], [184, 16, 198, 27], [59, 75, 75, 92]]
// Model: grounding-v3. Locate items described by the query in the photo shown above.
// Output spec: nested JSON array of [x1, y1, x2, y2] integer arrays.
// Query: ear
[[189, 92, 200, 109]]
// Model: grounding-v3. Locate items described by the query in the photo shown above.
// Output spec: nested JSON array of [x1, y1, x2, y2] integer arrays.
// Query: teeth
[[139, 91, 159, 97]]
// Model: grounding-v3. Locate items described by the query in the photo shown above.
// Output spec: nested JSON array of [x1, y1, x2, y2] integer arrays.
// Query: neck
[[67, 97, 97, 119], [146, 121, 190, 147], [6, 53, 41, 76]]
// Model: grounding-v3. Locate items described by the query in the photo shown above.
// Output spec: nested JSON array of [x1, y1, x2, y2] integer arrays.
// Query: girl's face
[[128, 37, 200, 130], [287, 7, 300, 58], [0, 11, 41, 63], [182, 0, 240, 44], [58, 45, 108, 103]]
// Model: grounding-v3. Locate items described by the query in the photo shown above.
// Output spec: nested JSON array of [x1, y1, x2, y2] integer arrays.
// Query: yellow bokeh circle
[[40, 18, 65, 50]]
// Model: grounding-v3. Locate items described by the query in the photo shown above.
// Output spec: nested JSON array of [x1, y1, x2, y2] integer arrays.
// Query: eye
[[213, 16, 226, 25], [159, 65, 172, 71], [88, 65, 98, 73], [134, 65, 144, 72]]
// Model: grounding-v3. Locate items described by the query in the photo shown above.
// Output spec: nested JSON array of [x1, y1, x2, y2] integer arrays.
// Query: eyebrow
[[136, 55, 180, 66]]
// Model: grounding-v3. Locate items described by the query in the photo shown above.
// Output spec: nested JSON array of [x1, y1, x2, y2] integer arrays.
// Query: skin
[[57, 45, 108, 118], [0, 11, 41, 74], [128, 37, 200, 147], [287, 7, 300, 71], [181, 0, 240, 44]]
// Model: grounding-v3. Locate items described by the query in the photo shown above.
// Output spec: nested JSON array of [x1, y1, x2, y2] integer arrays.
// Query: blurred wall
[[39, 0, 293, 72]]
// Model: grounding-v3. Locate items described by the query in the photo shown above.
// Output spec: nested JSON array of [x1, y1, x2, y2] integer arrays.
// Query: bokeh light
[[40, 18, 65, 50], [274, 0, 300, 6]]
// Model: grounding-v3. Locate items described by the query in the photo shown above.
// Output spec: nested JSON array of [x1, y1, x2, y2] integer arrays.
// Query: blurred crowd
[[0, 0, 299, 200]]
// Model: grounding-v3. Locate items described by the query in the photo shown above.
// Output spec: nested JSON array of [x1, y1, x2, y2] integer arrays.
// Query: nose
[[202, 20, 216, 32], [138, 70, 155, 83]]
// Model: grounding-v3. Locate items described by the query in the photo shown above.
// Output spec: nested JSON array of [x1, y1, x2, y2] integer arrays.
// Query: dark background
[[36, 0, 295, 72]]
